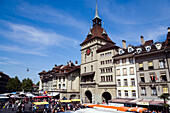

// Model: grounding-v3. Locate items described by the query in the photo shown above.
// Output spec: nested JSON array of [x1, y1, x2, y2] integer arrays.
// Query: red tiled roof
[[39, 61, 80, 79], [97, 42, 119, 53], [143, 40, 153, 46], [80, 24, 115, 45]]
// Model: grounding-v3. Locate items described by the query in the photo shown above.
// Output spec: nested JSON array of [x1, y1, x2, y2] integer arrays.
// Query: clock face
[[86, 48, 91, 55]]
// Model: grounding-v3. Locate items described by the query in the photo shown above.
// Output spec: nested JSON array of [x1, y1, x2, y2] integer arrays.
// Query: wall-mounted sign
[[136, 101, 149, 105]]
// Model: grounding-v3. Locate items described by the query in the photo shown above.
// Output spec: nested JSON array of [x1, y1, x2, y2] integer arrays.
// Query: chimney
[[75, 61, 78, 66], [168, 27, 170, 33], [69, 60, 71, 67], [141, 36, 145, 45], [54, 64, 57, 68], [122, 40, 126, 49]]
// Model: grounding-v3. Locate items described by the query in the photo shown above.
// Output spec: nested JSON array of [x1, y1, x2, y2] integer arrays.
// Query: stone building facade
[[39, 61, 80, 99], [79, 3, 120, 103], [113, 42, 138, 99], [135, 30, 170, 100]]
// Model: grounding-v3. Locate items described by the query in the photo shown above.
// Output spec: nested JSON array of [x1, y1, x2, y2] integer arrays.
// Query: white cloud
[[145, 27, 167, 41], [0, 22, 80, 48], [0, 57, 21, 65], [0, 45, 47, 56], [17, 2, 88, 31]]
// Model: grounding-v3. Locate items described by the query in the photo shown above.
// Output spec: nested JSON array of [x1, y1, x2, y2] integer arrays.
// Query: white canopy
[[26, 93, 35, 97]]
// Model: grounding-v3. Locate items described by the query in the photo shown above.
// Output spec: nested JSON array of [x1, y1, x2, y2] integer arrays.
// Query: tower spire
[[92, 0, 102, 27], [94, 0, 100, 19]]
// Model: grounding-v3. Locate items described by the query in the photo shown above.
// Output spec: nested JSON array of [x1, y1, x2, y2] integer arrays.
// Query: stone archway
[[85, 90, 92, 103], [102, 92, 112, 104]]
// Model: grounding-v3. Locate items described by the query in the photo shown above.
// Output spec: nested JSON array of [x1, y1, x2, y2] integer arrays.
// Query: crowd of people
[[33, 98, 83, 113], [0, 97, 29, 112]]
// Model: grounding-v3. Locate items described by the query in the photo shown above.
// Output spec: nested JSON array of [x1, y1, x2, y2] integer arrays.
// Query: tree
[[159, 94, 169, 113], [6, 76, 22, 92], [36, 81, 39, 86], [21, 78, 33, 92]]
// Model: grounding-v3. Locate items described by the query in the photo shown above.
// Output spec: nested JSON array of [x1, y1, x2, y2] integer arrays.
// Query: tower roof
[[80, 24, 115, 46], [80, 0, 115, 46]]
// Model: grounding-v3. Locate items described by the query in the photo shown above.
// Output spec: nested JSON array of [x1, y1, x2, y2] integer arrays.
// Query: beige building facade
[[39, 61, 80, 99], [80, 4, 119, 104]]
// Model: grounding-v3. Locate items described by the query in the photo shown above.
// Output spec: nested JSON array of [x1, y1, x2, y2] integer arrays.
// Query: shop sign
[[136, 101, 149, 105]]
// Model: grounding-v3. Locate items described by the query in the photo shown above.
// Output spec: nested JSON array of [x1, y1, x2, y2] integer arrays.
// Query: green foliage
[[6, 76, 22, 92], [36, 81, 39, 86], [159, 94, 169, 100], [21, 78, 33, 92]]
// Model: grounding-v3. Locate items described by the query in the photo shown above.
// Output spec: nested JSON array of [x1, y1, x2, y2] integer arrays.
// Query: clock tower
[[80, 1, 115, 103]]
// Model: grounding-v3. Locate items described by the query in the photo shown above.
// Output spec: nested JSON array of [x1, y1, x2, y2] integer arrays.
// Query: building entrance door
[[85, 90, 92, 103], [102, 92, 111, 104]]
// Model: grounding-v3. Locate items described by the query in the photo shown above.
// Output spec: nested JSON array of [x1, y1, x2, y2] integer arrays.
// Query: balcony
[[80, 81, 96, 85]]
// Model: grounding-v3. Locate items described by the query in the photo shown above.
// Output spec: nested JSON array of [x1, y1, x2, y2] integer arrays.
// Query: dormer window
[[128, 47, 133, 53], [145, 46, 151, 52], [119, 49, 124, 55], [155, 44, 162, 50], [136, 48, 142, 54]]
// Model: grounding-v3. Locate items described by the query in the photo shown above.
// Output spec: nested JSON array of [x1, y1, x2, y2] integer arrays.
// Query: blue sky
[[0, 0, 170, 84]]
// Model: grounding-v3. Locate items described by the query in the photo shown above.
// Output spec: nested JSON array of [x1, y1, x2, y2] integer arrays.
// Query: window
[[131, 78, 135, 86], [151, 87, 157, 96], [132, 90, 136, 97], [159, 60, 165, 68], [59, 77, 61, 82], [139, 63, 144, 71], [119, 49, 123, 54], [137, 48, 142, 54], [85, 54, 87, 59], [148, 61, 154, 69], [140, 74, 145, 83], [101, 68, 105, 73], [109, 59, 112, 64], [63, 77, 65, 82], [123, 68, 127, 75], [106, 76, 108, 81], [84, 67, 86, 73], [150, 73, 157, 82], [91, 65, 93, 71], [122, 59, 126, 65], [59, 84, 61, 89], [116, 60, 120, 65], [128, 47, 132, 52], [130, 67, 134, 75], [101, 76, 105, 82], [117, 79, 121, 86], [163, 87, 168, 94], [124, 79, 128, 86], [141, 87, 146, 96], [118, 90, 121, 97], [155, 44, 162, 50], [63, 84, 65, 89], [125, 90, 128, 97], [110, 75, 113, 81], [116, 69, 120, 76], [146, 46, 151, 52], [161, 73, 167, 82], [129, 58, 133, 64], [100, 54, 104, 58]]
